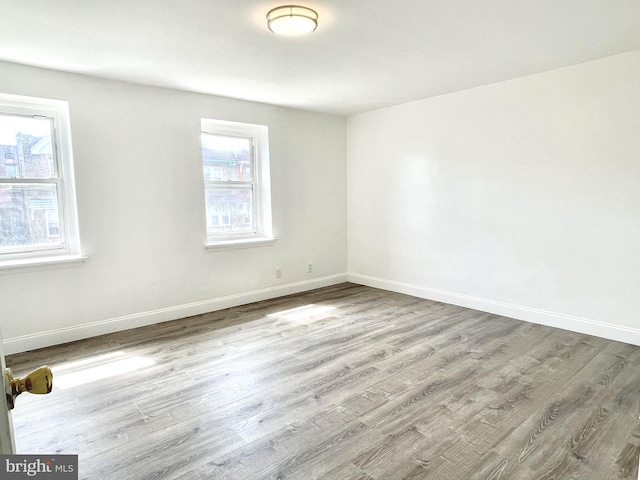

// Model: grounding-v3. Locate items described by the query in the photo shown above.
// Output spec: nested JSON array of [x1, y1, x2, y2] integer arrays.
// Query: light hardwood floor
[[7, 283, 640, 479]]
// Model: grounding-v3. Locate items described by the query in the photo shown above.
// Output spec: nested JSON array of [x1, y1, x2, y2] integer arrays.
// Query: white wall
[[0, 61, 347, 354], [348, 50, 640, 345]]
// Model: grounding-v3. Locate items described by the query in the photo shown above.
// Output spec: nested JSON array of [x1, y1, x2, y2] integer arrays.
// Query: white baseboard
[[3, 274, 348, 355], [7, 272, 638, 355], [348, 273, 640, 347]]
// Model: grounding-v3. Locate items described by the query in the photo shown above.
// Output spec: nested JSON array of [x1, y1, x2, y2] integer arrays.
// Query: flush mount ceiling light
[[266, 5, 318, 36]]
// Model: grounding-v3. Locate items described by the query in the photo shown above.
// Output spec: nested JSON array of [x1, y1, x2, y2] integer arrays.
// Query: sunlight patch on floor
[[267, 304, 336, 321], [53, 351, 155, 389]]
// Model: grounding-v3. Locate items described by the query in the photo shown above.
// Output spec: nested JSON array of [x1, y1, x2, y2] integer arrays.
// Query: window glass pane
[[205, 187, 254, 235], [201, 134, 253, 181], [0, 184, 61, 250], [0, 113, 55, 179]]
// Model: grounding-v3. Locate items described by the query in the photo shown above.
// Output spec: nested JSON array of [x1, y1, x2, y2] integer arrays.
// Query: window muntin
[[0, 94, 81, 264], [200, 119, 272, 245]]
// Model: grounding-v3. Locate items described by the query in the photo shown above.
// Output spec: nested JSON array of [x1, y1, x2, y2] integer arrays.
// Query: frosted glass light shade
[[267, 5, 318, 36]]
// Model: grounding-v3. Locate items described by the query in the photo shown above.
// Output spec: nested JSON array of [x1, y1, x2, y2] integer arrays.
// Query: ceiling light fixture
[[266, 5, 318, 36]]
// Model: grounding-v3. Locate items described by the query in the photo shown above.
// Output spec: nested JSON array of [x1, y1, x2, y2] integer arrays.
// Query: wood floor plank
[[7, 283, 640, 479]]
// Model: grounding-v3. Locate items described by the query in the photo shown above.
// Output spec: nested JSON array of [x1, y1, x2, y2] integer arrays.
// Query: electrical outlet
[[275, 268, 282, 278], [307, 263, 313, 273]]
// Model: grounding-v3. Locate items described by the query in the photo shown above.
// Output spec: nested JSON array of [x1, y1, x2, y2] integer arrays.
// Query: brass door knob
[[4, 366, 53, 410]]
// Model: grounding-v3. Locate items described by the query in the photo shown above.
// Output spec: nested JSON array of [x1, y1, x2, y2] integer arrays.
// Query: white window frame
[[200, 118, 274, 249], [0, 93, 83, 269]]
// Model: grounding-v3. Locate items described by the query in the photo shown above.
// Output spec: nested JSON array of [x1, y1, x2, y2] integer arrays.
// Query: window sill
[[0, 254, 88, 273], [205, 237, 277, 252]]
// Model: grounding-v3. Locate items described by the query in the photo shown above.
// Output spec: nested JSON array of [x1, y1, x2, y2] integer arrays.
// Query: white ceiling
[[1, 0, 639, 116]]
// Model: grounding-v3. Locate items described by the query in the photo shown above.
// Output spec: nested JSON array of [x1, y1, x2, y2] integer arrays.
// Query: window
[[203, 166, 223, 182], [200, 119, 273, 247], [0, 93, 82, 266]]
